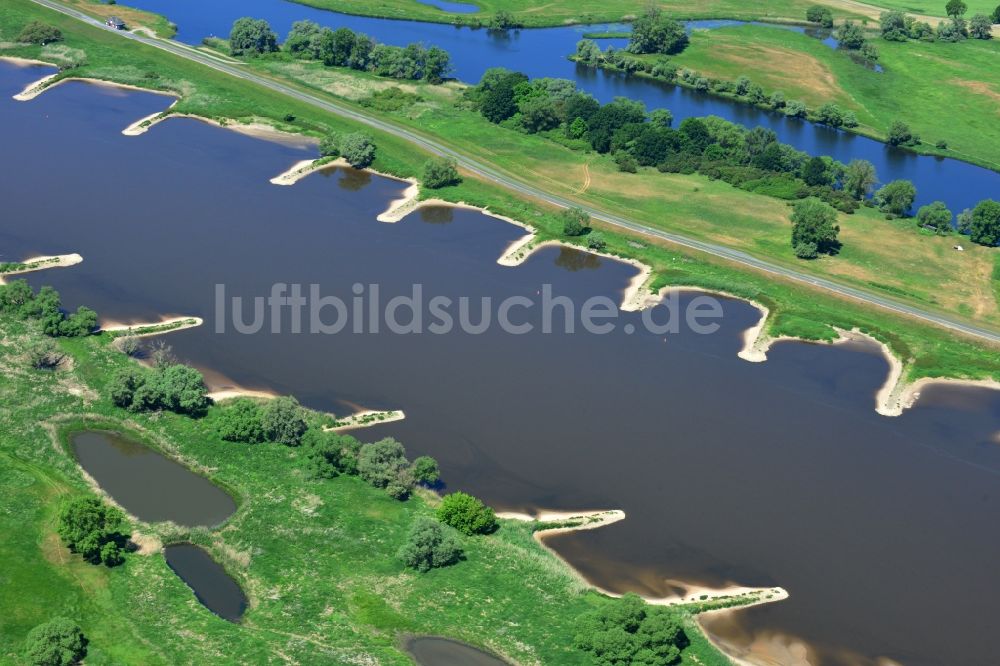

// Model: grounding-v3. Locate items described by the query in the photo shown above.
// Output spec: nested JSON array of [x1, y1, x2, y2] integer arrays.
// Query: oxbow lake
[[4, 63, 1000, 666]]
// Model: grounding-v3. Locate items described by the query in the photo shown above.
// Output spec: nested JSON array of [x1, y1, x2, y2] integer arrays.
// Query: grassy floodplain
[[652, 23, 1000, 171], [0, 316, 741, 664], [284, 0, 868, 27], [1, 0, 999, 382]]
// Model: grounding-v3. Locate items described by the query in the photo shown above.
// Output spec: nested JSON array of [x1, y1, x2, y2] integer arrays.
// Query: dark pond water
[[70, 430, 236, 527], [164, 543, 248, 622], [122, 0, 1000, 213], [406, 636, 509, 665], [5, 65, 1000, 666]]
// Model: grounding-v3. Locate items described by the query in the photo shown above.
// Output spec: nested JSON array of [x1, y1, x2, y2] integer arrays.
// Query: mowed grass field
[[666, 24, 1000, 170]]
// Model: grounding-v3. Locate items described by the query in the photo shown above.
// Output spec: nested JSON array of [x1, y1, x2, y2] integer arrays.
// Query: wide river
[[3, 63, 1000, 666], [121, 0, 1000, 214]]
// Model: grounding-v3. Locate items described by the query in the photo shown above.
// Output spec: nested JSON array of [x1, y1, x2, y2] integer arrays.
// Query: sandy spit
[[99, 315, 203, 338], [269, 157, 348, 185], [323, 409, 406, 432], [499, 510, 788, 610], [0, 253, 82, 285], [13, 74, 178, 102]]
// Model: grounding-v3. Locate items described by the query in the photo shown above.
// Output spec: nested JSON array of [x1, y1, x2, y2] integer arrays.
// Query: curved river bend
[[123, 0, 1000, 214], [4, 64, 1000, 666]]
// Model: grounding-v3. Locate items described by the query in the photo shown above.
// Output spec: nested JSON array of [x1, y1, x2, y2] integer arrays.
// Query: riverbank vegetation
[[575, 20, 1000, 171], [0, 306, 738, 664], [2, 0, 998, 377], [282, 0, 870, 28], [226, 18, 452, 84]]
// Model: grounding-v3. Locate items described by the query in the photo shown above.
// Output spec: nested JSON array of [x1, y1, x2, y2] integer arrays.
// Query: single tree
[[437, 491, 498, 535], [790, 198, 841, 257], [946, 0, 968, 17], [23, 617, 87, 666], [964, 199, 1000, 245], [358, 437, 413, 496], [260, 396, 307, 446], [915, 201, 953, 233], [411, 455, 440, 485], [968, 13, 994, 37], [842, 159, 878, 199], [806, 5, 834, 27], [561, 207, 590, 236], [228, 17, 278, 57], [339, 132, 376, 168], [873, 179, 917, 216], [398, 517, 463, 572], [422, 157, 461, 189]]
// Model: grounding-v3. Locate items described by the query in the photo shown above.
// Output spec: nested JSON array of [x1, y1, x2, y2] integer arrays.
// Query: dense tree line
[[574, 41, 859, 131], [109, 362, 210, 416], [465, 69, 1000, 247], [574, 593, 690, 665], [228, 18, 452, 83], [58, 497, 130, 567], [0, 280, 97, 337], [880, 7, 994, 41]]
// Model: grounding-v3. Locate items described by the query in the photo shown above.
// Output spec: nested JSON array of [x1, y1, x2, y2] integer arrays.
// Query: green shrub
[[398, 517, 463, 572], [23, 617, 87, 666], [574, 593, 689, 665], [411, 455, 440, 485], [422, 156, 461, 189], [216, 398, 266, 443], [57, 498, 129, 567], [18, 21, 62, 45], [260, 396, 308, 446], [437, 491, 498, 535]]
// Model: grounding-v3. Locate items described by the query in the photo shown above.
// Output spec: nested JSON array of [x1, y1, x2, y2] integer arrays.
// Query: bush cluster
[[0, 281, 97, 337], [57, 497, 129, 567], [23, 617, 87, 666], [574, 593, 690, 665], [232, 18, 452, 83], [108, 363, 210, 416]]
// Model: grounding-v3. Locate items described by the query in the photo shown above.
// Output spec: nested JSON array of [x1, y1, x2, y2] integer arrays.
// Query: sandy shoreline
[[13, 73, 179, 103], [0, 55, 57, 67], [100, 315, 203, 338], [500, 509, 788, 610], [0, 253, 83, 284]]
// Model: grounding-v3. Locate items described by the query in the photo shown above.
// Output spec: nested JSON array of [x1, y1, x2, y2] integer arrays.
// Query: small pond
[[70, 430, 236, 527], [405, 636, 509, 665], [164, 543, 248, 622]]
